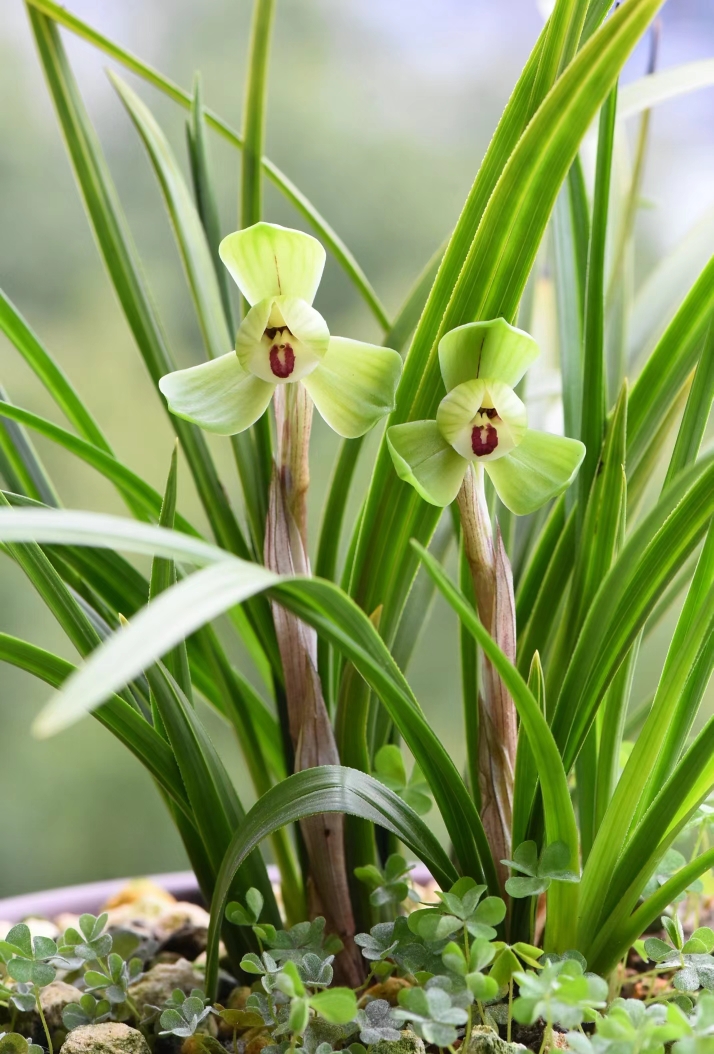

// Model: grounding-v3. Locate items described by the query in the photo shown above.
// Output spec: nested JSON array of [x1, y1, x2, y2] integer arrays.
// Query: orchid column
[[160, 222, 402, 982], [388, 319, 585, 890]]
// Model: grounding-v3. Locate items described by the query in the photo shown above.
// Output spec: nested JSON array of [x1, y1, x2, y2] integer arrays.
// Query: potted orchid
[[2, 0, 714, 1053]]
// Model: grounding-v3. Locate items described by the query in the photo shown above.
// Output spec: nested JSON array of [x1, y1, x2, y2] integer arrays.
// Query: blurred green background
[[1, 0, 713, 896]]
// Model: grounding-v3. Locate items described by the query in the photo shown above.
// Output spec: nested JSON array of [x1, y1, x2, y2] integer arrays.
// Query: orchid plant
[[2, 0, 714, 1023]]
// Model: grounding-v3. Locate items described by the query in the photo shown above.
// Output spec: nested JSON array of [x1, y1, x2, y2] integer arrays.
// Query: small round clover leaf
[[0, 925, 71, 990], [354, 854, 421, 909], [6, 985, 38, 1014], [409, 877, 506, 943], [373, 746, 433, 817], [62, 994, 112, 1031], [159, 991, 214, 1038], [354, 1000, 401, 1045], [513, 960, 607, 1030], [84, 953, 143, 1004], [392, 985, 468, 1048], [0, 1033, 44, 1054], [59, 913, 113, 965], [568, 997, 683, 1054], [502, 841, 580, 899]]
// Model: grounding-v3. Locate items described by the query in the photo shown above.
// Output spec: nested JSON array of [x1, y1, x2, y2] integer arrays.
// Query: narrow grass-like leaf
[[0, 390, 59, 507], [0, 633, 189, 813], [149, 445, 192, 702], [553, 161, 589, 441], [516, 504, 575, 681], [187, 74, 234, 334], [110, 70, 270, 554], [241, 0, 275, 228], [0, 508, 493, 890], [204, 765, 460, 996], [588, 677, 714, 973], [548, 384, 626, 700], [0, 401, 198, 532], [25, 8, 260, 574], [0, 290, 108, 451], [628, 254, 714, 473], [24, 0, 390, 332], [663, 317, 714, 490], [579, 86, 617, 516], [512, 652, 545, 850], [591, 809, 714, 977], [413, 542, 579, 952], [593, 636, 639, 834], [617, 58, 714, 120], [459, 536, 480, 805], [147, 663, 279, 929], [111, 73, 231, 366], [348, 0, 663, 669], [552, 458, 714, 770]]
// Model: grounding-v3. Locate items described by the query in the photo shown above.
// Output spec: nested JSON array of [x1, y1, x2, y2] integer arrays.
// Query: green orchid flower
[[387, 318, 585, 514], [159, 222, 402, 438]]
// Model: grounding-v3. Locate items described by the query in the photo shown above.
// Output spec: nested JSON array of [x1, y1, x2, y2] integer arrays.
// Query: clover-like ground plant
[[1, 0, 714, 1009]]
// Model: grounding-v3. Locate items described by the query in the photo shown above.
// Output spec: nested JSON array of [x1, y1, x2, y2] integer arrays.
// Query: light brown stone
[[60, 1023, 149, 1054], [127, 958, 203, 1011], [40, 981, 84, 1031]]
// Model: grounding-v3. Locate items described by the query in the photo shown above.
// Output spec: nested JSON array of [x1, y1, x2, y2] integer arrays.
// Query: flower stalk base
[[265, 384, 362, 985], [457, 464, 518, 892]]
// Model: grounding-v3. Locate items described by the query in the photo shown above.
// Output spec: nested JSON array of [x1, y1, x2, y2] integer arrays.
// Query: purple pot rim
[[0, 865, 434, 923]]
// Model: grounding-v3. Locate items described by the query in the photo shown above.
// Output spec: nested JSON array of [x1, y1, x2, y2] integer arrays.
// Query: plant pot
[[0, 865, 435, 924]]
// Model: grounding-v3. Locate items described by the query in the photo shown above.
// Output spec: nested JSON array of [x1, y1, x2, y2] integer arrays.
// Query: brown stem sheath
[[265, 384, 362, 984], [457, 464, 517, 892]]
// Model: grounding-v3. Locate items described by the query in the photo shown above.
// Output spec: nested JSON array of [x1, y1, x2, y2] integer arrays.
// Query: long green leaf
[[0, 632, 189, 813], [109, 70, 270, 555], [552, 458, 714, 769], [663, 317, 714, 490], [0, 290, 108, 452], [204, 765, 460, 997], [24, 0, 390, 332], [0, 390, 59, 508], [187, 74, 235, 334], [348, 0, 663, 668], [412, 543, 580, 952], [578, 85, 617, 515], [617, 59, 714, 120], [241, 0, 275, 228], [0, 401, 196, 533], [628, 254, 714, 473], [592, 845, 714, 976], [25, 8, 257, 568], [0, 508, 493, 890]]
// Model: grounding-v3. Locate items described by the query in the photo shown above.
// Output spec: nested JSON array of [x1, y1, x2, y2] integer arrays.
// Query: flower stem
[[265, 383, 362, 986], [457, 464, 517, 892], [35, 987, 53, 1054], [507, 977, 514, 1043]]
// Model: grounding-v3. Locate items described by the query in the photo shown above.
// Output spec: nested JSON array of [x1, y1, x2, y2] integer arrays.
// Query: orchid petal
[[387, 421, 468, 507], [436, 379, 527, 462], [219, 222, 326, 306], [236, 296, 329, 383], [484, 429, 585, 515], [159, 353, 274, 435], [303, 337, 402, 438], [438, 318, 540, 392]]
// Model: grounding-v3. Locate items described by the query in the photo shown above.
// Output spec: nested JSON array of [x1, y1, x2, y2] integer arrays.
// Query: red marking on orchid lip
[[269, 343, 295, 378], [471, 423, 498, 456]]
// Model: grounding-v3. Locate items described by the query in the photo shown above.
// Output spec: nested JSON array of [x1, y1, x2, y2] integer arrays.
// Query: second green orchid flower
[[387, 318, 585, 515], [159, 222, 402, 439]]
